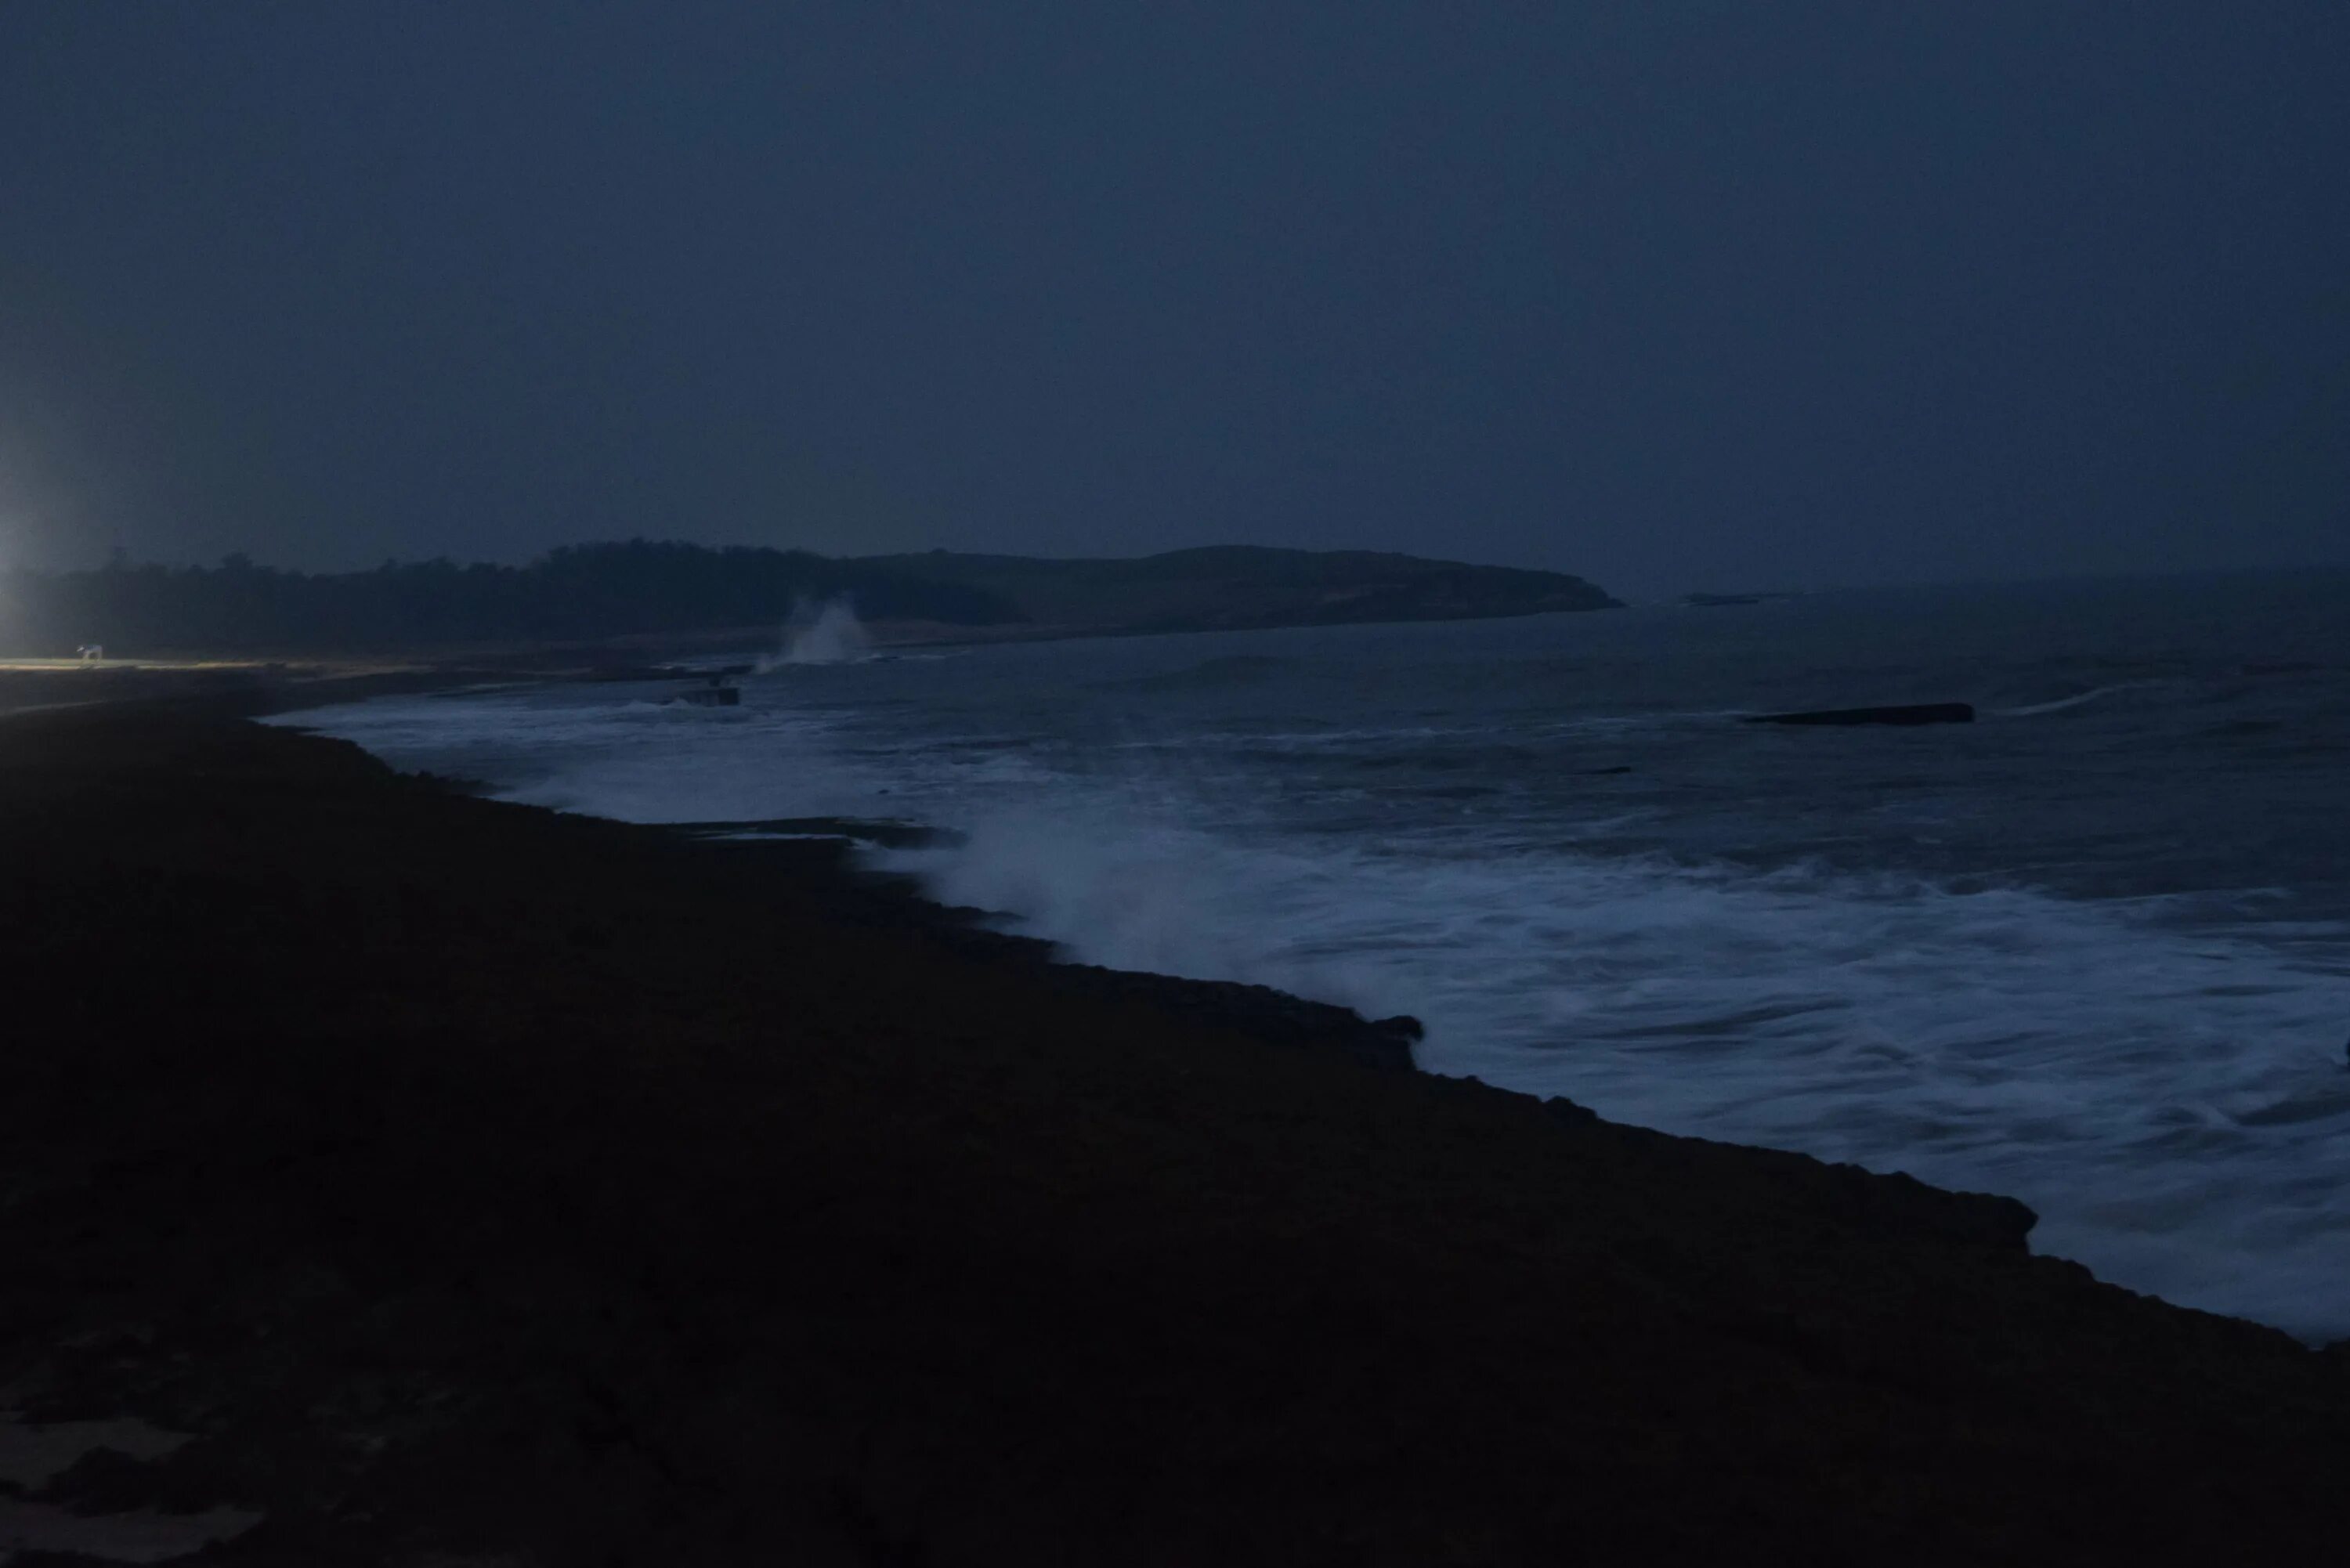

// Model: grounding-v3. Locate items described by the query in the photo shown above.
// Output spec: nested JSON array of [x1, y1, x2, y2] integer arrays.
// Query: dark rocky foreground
[[2, 698, 2348, 1565]]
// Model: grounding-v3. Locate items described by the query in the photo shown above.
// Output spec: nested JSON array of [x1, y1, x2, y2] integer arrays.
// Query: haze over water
[[291, 572, 2350, 1337]]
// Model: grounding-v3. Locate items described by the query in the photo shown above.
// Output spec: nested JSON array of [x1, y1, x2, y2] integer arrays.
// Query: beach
[[4, 671, 2349, 1564]]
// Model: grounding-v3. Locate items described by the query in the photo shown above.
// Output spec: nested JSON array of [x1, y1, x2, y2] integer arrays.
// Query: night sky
[[3, 3, 2345, 595]]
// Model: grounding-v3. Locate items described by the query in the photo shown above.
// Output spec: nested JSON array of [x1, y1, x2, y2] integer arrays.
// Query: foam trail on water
[[1992, 682, 2156, 717]]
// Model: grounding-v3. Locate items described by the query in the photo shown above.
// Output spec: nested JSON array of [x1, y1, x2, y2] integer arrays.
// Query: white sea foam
[[880, 800, 2350, 1337], [758, 596, 871, 670]]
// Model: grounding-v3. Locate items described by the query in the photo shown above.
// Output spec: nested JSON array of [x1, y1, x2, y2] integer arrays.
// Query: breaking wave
[[880, 800, 2349, 1336]]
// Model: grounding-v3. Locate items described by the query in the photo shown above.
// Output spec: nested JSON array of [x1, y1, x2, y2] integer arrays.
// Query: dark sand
[[2, 678, 2348, 1564]]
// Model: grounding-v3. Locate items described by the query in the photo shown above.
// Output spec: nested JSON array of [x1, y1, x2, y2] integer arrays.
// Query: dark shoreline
[[5, 670, 2350, 1563], [653, 813, 1430, 1078]]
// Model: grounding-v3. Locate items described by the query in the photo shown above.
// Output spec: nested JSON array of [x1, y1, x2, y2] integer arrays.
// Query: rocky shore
[[3, 683, 2349, 1564]]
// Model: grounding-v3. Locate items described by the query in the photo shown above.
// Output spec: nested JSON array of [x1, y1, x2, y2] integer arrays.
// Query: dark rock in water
[[671, 815, 949, 849], [1683, 591, 1802, 608], [1747, 702, 1975, 727], [670, 679, 740, 706], [1100, 654, 1299, 694]]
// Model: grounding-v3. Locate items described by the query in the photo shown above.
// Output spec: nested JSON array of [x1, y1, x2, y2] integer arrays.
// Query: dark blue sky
[[2, 3, 2344, 595]]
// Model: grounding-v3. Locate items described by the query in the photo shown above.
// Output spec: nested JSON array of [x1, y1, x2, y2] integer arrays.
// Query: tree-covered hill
[[0, 540, 1618, 657], [824, 544, 1619, 634], [0, 541, 1028, 656]]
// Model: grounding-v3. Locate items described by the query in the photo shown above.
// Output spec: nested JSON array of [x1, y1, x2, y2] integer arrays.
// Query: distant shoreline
[[0, 540, 1621, 666]]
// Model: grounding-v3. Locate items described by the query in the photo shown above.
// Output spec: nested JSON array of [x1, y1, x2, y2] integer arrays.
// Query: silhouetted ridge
[[1, 541, 1619, 656], [863, 544, 1622, 632], [0, 541, 1027, 655]]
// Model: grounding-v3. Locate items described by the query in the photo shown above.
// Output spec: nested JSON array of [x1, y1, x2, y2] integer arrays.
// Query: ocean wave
[[878, 803, 2350, 1336]]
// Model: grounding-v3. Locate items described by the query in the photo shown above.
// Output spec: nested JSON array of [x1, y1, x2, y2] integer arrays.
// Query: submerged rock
[[1747, 701, 1976, 727]]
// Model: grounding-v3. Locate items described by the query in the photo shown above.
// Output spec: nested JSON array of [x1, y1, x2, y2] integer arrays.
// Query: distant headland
[[0, 541, 1619, 660]]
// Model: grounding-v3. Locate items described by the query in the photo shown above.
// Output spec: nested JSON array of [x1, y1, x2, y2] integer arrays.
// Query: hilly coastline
[[855, 544, 1622, 637], [0, 542, 1619, 660]]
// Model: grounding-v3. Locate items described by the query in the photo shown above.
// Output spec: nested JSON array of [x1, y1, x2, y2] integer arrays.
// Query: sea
[[280, 571, 2350, 1339]]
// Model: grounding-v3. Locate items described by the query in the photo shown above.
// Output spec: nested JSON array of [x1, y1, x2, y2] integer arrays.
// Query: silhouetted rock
[[1748, 701, 1976, 726]]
